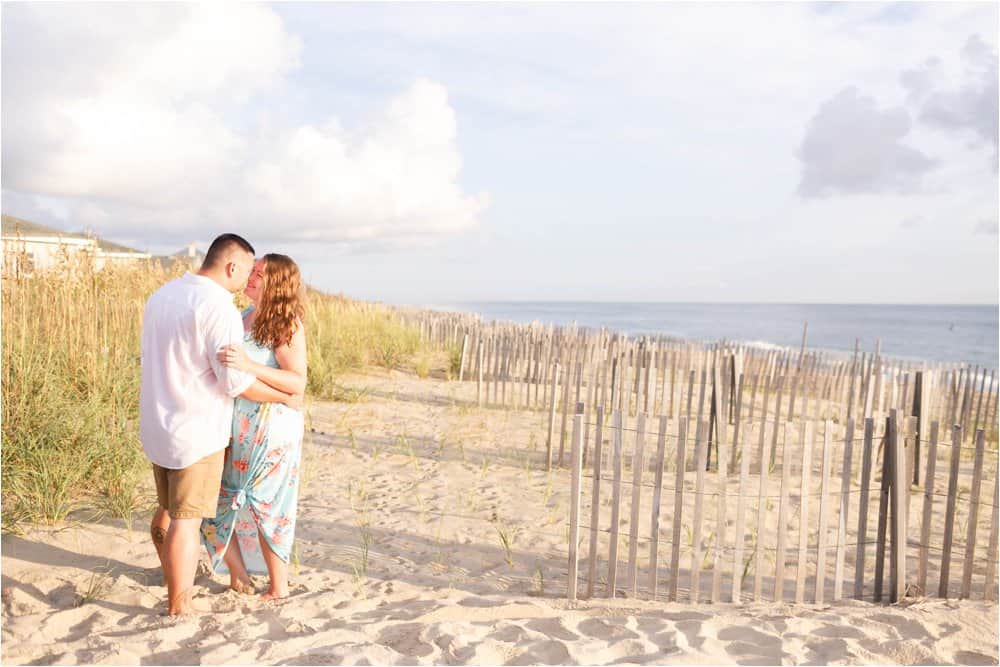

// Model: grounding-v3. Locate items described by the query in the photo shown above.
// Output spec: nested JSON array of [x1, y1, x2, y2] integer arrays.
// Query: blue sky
[[2, 2, 997, 304]]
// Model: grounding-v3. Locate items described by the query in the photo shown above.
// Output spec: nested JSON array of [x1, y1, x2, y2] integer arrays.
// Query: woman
[[200, 253, 307, 601]]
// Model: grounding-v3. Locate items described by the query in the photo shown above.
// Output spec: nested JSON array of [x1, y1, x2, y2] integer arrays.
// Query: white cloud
[[910, 34, 998, 167], [1, 3, 487, 248], [797, 87, 937, 197], [245, 79, 489, 243]]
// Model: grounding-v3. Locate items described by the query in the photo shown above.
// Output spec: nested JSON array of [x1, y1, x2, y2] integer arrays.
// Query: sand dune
[[3, 371, 997, 665]]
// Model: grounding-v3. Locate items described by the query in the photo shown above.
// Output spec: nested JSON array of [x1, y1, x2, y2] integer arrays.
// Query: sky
[[2, 2, 998, 305]]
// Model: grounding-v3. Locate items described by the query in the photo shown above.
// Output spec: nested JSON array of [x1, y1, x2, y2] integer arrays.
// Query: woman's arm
[[218, 321, 307, 396]]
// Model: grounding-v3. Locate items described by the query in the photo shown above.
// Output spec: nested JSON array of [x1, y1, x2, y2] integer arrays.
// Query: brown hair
[[251, 253, 304, 349]]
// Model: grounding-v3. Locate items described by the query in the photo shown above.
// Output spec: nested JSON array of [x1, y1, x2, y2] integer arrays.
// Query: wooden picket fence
[[398, 308, 999, 604]]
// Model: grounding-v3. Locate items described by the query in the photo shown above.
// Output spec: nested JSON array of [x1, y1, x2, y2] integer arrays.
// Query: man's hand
[[218, 344, 251, 372]]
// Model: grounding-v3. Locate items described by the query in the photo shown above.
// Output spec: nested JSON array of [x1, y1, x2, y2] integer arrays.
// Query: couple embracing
[[139, 233, 307, 615]]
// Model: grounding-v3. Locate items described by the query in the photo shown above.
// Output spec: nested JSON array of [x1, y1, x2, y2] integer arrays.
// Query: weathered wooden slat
[[795, 421, 814, 604], [917, 422, 939, 595], [568, 411, 584, 601], [984, 473, 999, 601], [669, 419, 688, 602], [939, 424, 963, 598], [607, 411, 624, 598], [815, 420, 833, 603], [690, 420, 709, 603], [545, 362, 560, 470], [586, 407, 605, 598], [854, 418, 875, 599], [874, 418, 891, 603], [711, 365, 729, 602], [833, 417, 854, 600], [557, 357, 573, 465], [627, 412, 647, 598], [754, 420, 771, 601], [890, 410, 907, 603], [775, 422, 794, 602], [649, 415, 669, 598], [732, 419, 752, 603], [961, 429, 986, 599]]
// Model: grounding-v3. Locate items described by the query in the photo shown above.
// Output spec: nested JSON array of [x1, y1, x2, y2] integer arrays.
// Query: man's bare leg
[[222, 538, 254, 594], [163, 517, 210, 615], [257, 531, 289, 601], [150, 508, 171, 588]]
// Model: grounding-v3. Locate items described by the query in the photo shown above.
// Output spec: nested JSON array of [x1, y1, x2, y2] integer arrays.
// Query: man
[[139, 233, 301, 615]]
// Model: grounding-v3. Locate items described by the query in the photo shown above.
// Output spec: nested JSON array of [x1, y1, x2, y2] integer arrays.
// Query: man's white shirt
[[139, 273, 256, 469]]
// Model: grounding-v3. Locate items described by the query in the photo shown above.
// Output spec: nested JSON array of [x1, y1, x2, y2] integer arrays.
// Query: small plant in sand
[[291, 540, 301, 576], [490, 511, 521, 567], [413, 483, 430, 523], [448, 343, 464, 380], [528, 561, 546, 597], [739, 543, 758, 587], [414, 354, 432, 379], [358, 524, 373, 575], [480, 457, 491, 478], [541, 471, 555, 506], [77, 565, 114, 607]]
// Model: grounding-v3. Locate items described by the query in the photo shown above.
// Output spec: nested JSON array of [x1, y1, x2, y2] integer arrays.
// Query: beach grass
[[1, 258, 427, 530]]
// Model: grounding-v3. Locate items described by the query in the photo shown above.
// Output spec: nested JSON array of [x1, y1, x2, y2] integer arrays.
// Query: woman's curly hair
[[251, 253, 304, 349]]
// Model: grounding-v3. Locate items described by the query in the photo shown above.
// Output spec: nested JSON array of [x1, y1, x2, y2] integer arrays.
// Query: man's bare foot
[[259, 590, 288, 602], [230, 578, 255, 595], [167, 597, 214, 616]]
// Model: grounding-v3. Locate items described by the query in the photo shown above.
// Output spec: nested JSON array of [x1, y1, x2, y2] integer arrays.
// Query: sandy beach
[[3, 369, 998, 666]]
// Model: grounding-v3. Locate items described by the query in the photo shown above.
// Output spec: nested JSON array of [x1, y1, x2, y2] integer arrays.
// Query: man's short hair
[[202, 233, 255, 269]]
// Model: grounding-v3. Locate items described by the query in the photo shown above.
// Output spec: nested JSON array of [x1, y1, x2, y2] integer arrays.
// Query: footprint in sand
[[717, 626, 785, 665], [524, 618, 578, 641], [507, 638, 571, 665], [576, 618, 641, 644], [376, 622, 436, 659], [868, 612, 929, 640]]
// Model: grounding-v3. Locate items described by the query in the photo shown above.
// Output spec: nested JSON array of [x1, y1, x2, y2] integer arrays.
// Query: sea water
[[439, 302, 998, 370]]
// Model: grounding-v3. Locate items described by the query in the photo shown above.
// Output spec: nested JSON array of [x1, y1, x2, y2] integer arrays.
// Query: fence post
[[607, 410, 624, 598], [960, 429, 986, 599], [476, 340, 484, 406], [939, 424, 963, 598], [586, 407, 605, 598], [567, 406, 584, 601], [458, 333, 469, 382], [545, 362, 560, 471], [889, 409, 907, 603]]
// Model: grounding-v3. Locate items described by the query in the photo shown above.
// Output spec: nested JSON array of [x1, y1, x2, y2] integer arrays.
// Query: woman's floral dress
[[200, 309, 304, 574]]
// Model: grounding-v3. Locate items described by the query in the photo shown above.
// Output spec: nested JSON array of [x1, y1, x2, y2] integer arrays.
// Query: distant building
[[153, 242, 206, 271], [1, 214, 151, 278]]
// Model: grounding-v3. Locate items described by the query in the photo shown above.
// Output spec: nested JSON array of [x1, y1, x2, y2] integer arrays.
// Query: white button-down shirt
[[139, 273, 256, 469]]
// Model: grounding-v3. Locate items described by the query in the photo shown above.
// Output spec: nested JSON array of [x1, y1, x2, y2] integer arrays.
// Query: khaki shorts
[[152, 449, 226, 519]]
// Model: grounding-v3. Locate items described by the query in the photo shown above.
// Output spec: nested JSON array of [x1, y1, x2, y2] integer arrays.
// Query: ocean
[[438, 302, 999, 370]]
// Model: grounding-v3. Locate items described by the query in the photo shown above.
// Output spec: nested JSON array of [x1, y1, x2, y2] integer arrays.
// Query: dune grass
[[1, 258, 427, 530]]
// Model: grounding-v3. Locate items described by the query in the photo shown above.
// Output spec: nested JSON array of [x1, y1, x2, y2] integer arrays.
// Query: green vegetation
[[2, 259, 427, 530]]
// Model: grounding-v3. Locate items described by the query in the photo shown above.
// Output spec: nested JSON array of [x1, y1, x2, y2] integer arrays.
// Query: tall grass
[[2, 257, 426, 530], [305, 289, 422, 399]]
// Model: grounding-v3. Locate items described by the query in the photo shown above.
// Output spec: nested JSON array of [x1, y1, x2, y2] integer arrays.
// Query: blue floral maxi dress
[[201, 316, 304, 575]]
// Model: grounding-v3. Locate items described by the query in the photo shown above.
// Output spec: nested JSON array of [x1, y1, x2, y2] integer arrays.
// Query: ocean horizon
[[429, 301, 999, 370]]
